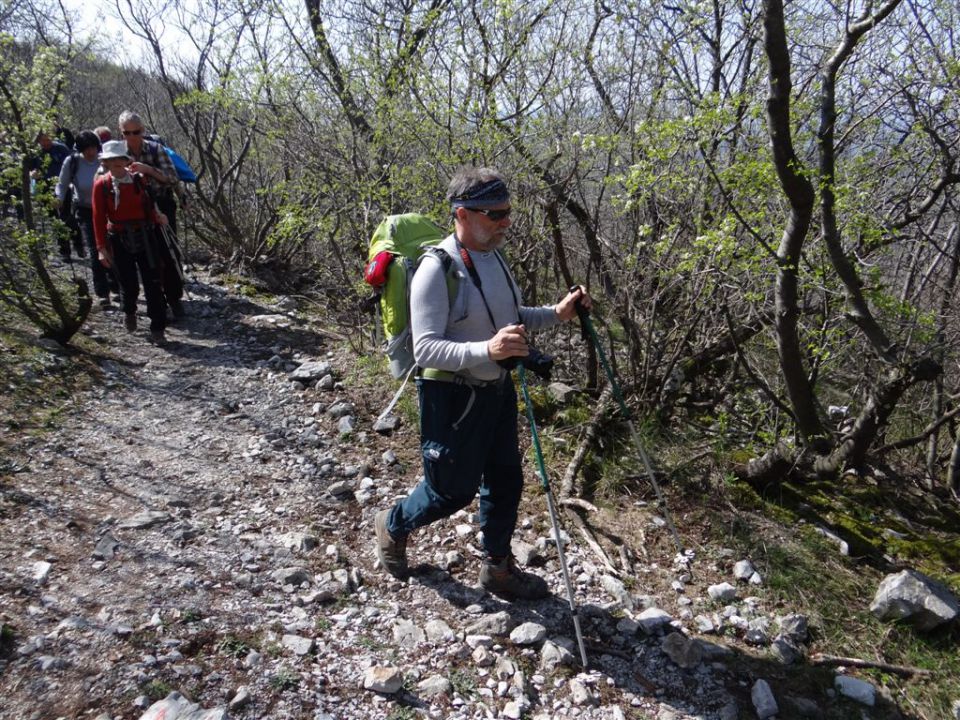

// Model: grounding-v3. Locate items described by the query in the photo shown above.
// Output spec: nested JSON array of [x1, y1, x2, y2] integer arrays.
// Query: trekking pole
[[517, 364, 589, 669], [571, 291, 684, 554]]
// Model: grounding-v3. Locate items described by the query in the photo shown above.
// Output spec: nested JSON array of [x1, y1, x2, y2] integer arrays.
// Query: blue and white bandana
[[450, 178, 511, 209]]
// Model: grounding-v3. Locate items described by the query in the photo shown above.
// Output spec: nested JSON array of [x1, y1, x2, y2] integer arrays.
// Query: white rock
[[547, 382, 577, 403], [290, 360, 332, 381], [601, 575, 633, 609], [869, 569, 959, 631], [708, 582, 737, 602], [751, 679, 778, 719], [418, 674, 451, 697], [834, 675, 876, 706], [694, 615, 715, 633], [425, 619, 456, 643], [276, 532, 318, 553], [510, 622, 547, 645], [393, 619, 425, 649], [465, 611, 515, 636], [363, 666, 403, 693], [32, 561, 52, 583], [281, 634, 313, 656], [733, 559, 755, 580], [118, 511, 172, 529], [569, 679, 598, 706], [540, 639, 574, 672], [778, 613, 809, 643], [228, 686, 251, 710], [466, 634, 493, 649], [636, 607, 673, 634], [472, 645, 494, 667]]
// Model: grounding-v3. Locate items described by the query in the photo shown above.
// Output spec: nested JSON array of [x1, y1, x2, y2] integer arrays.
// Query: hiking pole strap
[[518, 365, 589, 669], [377, 364, 416, 424]]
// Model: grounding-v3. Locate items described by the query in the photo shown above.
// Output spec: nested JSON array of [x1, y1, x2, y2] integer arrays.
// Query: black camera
[[498, 347, 555, 381]]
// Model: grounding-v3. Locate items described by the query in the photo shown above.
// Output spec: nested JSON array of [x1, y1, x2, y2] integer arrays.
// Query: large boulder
[[869, 569, 959, 631]]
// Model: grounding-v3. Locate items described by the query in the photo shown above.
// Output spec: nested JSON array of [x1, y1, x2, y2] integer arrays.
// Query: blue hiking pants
[[385, 376, 524, 559]]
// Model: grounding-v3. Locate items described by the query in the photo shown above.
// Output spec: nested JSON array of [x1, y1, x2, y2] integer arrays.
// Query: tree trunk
[[762, 0, 826, 447]]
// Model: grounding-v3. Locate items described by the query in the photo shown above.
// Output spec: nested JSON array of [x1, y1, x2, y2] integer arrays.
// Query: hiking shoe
[[479, 555, 549, 600], [98, 296, 112, 309], [149, 329, 166, 345], [124, 312, 137, 332], [374, 509, 408, 578]]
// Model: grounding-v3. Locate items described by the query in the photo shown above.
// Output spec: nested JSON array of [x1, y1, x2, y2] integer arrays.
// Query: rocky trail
[[0, 274, 935, 720]]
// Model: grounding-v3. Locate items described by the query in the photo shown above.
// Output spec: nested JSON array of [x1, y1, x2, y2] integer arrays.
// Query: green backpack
[[364, 213, 459, 379]]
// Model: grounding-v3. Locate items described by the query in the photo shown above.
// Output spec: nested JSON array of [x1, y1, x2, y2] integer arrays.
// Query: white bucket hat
[[99, 140, 131, 161]]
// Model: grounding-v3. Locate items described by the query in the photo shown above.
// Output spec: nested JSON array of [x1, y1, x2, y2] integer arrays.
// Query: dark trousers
[[386, 377, 524, 559], [76, 207, 116, 298], [109, 229, 166, 332], [155, 192, 183, 304]]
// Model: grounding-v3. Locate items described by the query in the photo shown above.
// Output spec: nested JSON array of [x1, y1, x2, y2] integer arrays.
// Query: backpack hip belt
[[419, 367, 506, 388]]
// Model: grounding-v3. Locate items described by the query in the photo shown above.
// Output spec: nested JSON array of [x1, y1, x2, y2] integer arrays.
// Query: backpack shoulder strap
[[420, 246, 459, 305], [422, 245, 454, 273]]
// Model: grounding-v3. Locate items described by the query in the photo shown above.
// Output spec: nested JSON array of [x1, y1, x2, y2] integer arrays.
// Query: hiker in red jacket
[[92, 140, 169, 344]]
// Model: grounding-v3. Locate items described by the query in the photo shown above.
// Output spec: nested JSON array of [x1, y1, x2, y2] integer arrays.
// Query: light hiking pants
[[385, 376, 524, 559]]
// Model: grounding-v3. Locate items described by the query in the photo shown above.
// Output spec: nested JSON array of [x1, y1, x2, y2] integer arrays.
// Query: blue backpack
[[145, 134, 198, 183], [163, 146, 197, 183]]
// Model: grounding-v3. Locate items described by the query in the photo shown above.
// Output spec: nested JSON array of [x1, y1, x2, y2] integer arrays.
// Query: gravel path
[[0, 275, 747, 720]]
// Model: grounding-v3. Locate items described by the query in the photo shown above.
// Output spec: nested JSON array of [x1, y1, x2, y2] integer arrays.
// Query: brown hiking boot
[[124, 312, 137, 332], [375, 509, 408, 578], [479, 555, 549, 600]]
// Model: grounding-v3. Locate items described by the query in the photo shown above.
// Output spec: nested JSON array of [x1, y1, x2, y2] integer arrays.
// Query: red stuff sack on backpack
[[364, 250, 393, 288]]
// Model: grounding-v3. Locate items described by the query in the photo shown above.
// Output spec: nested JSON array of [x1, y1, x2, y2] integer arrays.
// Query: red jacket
[[92, 173, 163, 252]]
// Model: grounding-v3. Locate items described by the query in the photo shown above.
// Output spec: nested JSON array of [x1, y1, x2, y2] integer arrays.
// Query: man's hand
[[129, 162, 161, 181], [156, 212, 169, 226], [555, 285, 592, 321], [488, 324, 529, 361], [98, 250, 112, 268]]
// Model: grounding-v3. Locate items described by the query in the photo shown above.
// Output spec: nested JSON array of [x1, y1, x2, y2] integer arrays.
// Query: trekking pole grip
[[569, 285, 591, 339]]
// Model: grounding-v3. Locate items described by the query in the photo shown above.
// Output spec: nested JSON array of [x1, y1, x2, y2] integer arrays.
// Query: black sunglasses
[[466, 207, 511, 221]]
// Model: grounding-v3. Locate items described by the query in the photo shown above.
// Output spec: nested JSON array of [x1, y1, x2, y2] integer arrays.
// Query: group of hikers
[[29, 111, 187, 345]]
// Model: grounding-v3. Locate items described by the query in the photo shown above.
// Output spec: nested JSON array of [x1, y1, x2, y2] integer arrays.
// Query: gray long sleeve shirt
[[56, 154, 100, 208], [410, 234, 561, 382]]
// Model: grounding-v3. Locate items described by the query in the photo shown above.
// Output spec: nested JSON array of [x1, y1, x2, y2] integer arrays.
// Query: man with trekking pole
[[374, 166, 591, 601]]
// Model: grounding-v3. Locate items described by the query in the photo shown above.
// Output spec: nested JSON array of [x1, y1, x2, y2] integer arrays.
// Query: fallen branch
[[560, 385, 613, 497], [565, 507, 620, 576], [809, 653, 934, 677], [559, 497, 599, 513]]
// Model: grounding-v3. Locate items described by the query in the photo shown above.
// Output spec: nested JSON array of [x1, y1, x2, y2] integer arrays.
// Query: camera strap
[[455, 235, 520, 332]]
